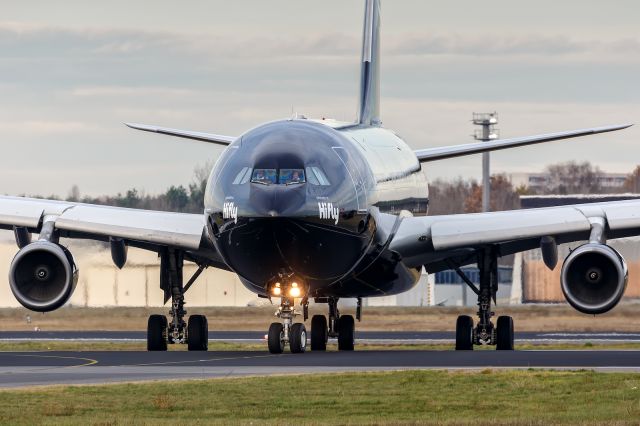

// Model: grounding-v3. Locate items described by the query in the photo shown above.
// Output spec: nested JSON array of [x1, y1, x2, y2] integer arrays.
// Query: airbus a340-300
[[1, 0, 635, 353]]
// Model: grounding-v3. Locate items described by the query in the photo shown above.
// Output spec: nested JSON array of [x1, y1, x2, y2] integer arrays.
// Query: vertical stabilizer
[[358, 0, 381, 126]]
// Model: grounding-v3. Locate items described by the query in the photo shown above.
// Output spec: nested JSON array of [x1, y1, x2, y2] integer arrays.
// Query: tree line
[[26, 161, 640, 215], [429, 161, 640, 215]]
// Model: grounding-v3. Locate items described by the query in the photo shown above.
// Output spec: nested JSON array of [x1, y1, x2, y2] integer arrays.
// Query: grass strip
[[2, 370, 640, 425]]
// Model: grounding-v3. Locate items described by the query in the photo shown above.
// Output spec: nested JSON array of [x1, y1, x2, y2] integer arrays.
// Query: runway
[[2, 330, 640, 344], [2, 330, 639, 388], [1, 349, 640, 388]]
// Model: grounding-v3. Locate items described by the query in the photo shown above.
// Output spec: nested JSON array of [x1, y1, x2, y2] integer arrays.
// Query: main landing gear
[[309, 297, 358, 352], [147, 249, 209, 351], [452, 247, 515, 351]]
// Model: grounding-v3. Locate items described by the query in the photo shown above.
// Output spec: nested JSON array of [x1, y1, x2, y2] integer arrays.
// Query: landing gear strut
[[147, 249, 208, 351], [267, 295, 306, 354], [453, 246, 514, 351]]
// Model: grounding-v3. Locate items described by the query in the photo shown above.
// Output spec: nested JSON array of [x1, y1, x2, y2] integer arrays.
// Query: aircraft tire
[[147, 314, 168, 351], [310, 315, 328, 351], [187, 314, 209, 351], [496, 315, 514, 351], [290, 323, 307, 354], [455, 315, 474, 351], [268, 322, 285, 354], [337, 315, 355, 351]]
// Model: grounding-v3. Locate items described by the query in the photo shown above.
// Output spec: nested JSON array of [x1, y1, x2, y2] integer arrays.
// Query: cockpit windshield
[[249, 168, 307, 185], [251, 169, 277, 184], [279, 169, 305, 185]]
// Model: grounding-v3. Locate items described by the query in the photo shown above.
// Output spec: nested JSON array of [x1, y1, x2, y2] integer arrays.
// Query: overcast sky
[[1, 0, 639, 197]]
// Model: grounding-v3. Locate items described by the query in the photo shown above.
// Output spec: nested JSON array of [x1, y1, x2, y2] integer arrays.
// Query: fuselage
[[203, 118, 428, 298]]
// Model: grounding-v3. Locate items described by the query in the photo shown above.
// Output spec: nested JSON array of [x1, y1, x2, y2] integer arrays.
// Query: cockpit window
[[246, 167, 327, 186], [279, 169, 306, 185], [251, 169, 277, 184], [232, 167, 253, 185], [305, 167, 330, 186]]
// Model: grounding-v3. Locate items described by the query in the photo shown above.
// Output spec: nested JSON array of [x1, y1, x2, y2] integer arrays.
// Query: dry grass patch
[[2, 304, 640, 332]]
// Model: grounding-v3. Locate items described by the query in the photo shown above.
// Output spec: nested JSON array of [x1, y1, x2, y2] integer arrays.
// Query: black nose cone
[[250, 184, 306, 217]]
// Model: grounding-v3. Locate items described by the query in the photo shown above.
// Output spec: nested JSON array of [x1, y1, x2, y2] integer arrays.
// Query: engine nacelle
[[9, 241, 78, 312], [561, 243, 627, 315]]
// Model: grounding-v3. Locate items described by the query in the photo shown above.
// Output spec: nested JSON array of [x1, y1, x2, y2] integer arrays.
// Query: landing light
[[289, 286, 301, 298]]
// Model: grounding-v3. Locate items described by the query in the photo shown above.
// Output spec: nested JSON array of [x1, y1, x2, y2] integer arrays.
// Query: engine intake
[[9, 241, 78, 312], [560, 243, 627, 315]]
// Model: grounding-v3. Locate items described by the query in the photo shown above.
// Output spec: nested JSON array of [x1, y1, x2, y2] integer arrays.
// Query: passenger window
[[279, 169, 306, 185], [251, 169, 277, 184]]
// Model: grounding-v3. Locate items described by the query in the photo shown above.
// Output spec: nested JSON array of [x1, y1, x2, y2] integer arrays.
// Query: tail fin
[[358, 0, 381, 126]]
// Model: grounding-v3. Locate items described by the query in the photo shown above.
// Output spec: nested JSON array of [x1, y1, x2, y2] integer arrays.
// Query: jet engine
[[9, 241, 78, 312], [560, 243, 627, 315]]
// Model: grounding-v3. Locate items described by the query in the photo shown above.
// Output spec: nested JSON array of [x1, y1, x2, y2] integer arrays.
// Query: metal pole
[[482, 154, 490, 213], [473, 112, 498, 213], [482, 119, 491, 213]]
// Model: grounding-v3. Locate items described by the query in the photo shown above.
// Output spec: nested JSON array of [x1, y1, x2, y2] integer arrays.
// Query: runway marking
[[123, 353, 280, 367], [541, 333, 640, 337], [14, 354, 98, 368], [0, 354, 99, 378]]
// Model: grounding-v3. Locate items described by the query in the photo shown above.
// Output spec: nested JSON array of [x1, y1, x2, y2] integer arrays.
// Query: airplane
[[0, 0, 635, 354]]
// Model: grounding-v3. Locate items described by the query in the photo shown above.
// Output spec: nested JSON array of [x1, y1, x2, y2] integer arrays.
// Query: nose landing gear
[[267, 296, 307, 354]]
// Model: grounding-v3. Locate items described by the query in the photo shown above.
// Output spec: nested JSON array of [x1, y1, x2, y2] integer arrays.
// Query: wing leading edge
[[0, 196, 205, 250], [125, 123, 236, 146], [413, 124, 632, 162], [389, 199, 640, 273]]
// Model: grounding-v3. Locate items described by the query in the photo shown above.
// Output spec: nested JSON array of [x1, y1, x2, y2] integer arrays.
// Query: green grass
[[2, 370, 640, 425]]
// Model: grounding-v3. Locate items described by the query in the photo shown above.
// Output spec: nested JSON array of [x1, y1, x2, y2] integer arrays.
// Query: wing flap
[[125, 123, 236, 146], [413, 124, 632, 162]]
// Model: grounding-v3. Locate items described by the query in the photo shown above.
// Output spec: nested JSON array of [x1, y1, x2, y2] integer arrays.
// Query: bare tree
[[66, 185, 80, 202], [464, 174, 519, 213], [428, 178, 477, 215], [624, 165, 640, 193], [545, 161, 602, 194]]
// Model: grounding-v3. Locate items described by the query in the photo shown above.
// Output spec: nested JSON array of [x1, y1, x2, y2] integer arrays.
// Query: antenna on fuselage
[[357, 0, 381, 127]]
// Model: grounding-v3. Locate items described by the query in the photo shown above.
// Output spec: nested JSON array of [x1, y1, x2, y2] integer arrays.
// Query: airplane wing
[[0, 195, 225, 266], [125, 123, 236, 146], [413, 124, 631, 162], [388, 199, 640, 273]]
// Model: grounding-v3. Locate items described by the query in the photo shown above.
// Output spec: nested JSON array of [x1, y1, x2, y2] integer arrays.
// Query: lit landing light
[[272, 282, 282, 296], [289, 282, 301, 298]]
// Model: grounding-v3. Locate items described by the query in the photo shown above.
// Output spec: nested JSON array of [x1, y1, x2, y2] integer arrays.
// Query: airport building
[[508, 172, 628, 192]]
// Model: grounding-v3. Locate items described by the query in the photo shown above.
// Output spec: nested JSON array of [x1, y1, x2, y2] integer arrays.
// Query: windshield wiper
[[251, 180, 270, 185]]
